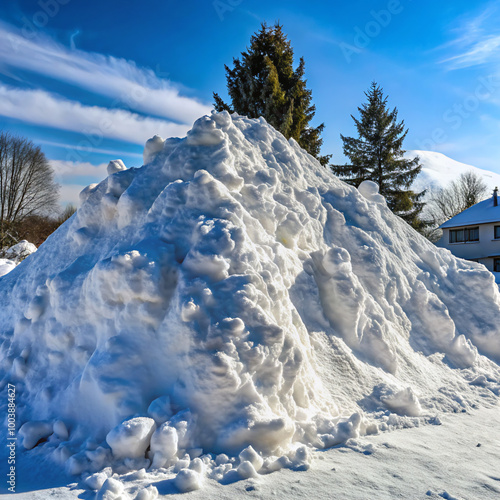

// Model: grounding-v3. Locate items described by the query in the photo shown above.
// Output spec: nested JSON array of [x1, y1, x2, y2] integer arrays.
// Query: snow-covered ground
[[1, 113, 499, 498], [7, 404, 500, 499]]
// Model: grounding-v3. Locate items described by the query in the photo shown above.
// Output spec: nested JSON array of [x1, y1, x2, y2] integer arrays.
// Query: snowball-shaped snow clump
[[174, 468, 203, 492], [106, 417, 156, 459], [358, 180, 386, 205]]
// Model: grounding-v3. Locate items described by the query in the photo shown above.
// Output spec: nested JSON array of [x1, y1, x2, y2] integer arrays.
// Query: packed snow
[[1, 112, 500, 498]]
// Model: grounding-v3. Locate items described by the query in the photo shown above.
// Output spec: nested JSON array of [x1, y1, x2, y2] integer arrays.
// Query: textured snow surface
[[1, 113, 500, 493]]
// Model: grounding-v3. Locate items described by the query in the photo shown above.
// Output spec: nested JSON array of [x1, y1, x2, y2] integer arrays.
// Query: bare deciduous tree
[[0, 132, 59, 248], [424, 171, 488, 241]]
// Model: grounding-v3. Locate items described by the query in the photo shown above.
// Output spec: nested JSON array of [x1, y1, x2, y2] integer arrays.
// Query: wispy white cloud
[[440, 4, 500, 70], [51, 159, 109, 180], [0, 22, 212, 124], [0, 85, 190, 145], [442, 35, 500, 69], [36, 139, 143, 159], [50, 160, 108, 207]]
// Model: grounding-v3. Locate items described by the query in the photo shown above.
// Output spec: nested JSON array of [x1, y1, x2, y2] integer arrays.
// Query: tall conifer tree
[[333, 82, 425, 228], [214, 23, 330, 165]]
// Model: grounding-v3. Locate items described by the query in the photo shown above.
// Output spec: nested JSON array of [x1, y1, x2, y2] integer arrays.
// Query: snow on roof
[[440, 194, 500, 229]]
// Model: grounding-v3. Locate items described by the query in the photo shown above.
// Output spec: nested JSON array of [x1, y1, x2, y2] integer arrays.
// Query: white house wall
[[437, 223, 500, 270]]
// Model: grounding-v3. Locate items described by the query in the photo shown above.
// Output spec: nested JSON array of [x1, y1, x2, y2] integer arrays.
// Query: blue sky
[[0, 0, 499, 205]]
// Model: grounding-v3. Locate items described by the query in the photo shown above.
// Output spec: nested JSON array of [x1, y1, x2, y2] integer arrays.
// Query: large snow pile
[[1, 113, 500, 494]]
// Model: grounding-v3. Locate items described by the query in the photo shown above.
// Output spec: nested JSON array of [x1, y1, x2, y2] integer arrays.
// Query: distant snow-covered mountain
[[407, 150, 500, 197]]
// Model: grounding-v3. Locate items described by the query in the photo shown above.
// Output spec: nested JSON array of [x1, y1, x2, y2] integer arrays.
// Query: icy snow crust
[[1, 113, 500, 491]]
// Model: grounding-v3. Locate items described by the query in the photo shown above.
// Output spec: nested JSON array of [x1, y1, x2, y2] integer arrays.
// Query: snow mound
[[2, 240, 37, 263], [1, 112, 500, 490], [0, 240, 37, 277]]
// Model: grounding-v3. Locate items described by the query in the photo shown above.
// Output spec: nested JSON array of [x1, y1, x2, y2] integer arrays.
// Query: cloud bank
[[0, 22, 212, 124]]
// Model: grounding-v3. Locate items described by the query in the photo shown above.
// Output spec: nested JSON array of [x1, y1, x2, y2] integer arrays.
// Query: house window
[[449, 227, 479, 243], [495, 258, 500, 272], [495, 226, 500, 239]]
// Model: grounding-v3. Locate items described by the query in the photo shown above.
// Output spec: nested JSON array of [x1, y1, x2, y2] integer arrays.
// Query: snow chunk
[[239, 446, 263, 472], [80, 183, 99, 203], [147, 395, 173, 424], [470, 375, 488, 387], [358, 180, 386, 204], [53, 420, 69, 440], [106, 417, 156, 460], [237, 460, 258, 479], [381, 387, 422, 417], [85, 471, 111, 491], [174, 468, 203, 492], [135, 485, 159, 500], [150, 423, 178, 468], [186, 115, 224, 146], [107, 159, 127, 175], [96, 477, 126, 500], [19, 421, 53, 449], [143, 135, 165, 164]]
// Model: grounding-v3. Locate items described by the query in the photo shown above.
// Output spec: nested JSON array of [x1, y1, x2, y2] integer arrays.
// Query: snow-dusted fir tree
[[333, 82, 425, 228], [213, 23, 330, 165]]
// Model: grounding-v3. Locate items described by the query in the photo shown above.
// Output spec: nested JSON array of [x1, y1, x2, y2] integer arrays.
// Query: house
[[436, 188, 500, 275]]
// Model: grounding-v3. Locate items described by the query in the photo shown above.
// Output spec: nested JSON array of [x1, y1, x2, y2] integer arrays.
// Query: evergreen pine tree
[[333, 82, 425, 228], [214, 23, 330, 166]]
